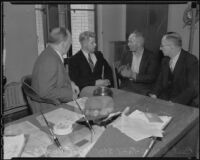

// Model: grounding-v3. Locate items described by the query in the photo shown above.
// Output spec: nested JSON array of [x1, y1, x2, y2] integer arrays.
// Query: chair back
[[21, 75, 61, 106]]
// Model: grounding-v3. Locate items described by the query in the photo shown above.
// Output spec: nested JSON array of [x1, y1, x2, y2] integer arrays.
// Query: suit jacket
[[119, 48, 159, 95], [69, 50, 113, 91], [151, 49, 199, 105], [31, 45, 73, 111]]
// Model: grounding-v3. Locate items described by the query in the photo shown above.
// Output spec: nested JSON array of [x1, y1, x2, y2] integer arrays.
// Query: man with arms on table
[[148, 32, 198, 106], [31, 27, 79, 113], [69, 31, 113, 91]]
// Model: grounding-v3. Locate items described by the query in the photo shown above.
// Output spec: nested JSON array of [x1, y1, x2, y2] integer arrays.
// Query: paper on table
[[112, 114, 163, 141], [4, 134, 26, 159], [67, 97, 88, 110], [4, 121, 40, 136], [36, 108, 83, 126], [21, 130, 52, 157], [129, 110, 172, 130]]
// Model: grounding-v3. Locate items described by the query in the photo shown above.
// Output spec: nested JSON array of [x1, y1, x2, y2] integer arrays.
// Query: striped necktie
[[88, 53, 94, 72]]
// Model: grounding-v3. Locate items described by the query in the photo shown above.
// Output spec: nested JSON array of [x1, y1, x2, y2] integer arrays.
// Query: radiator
[[4, 82, 27, 110]]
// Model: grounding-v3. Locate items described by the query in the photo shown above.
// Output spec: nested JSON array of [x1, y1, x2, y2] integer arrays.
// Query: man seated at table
[[116, 30, 160, 95], [68, 31, 113, 91], [31, 27, 79, 112], [148, 32, 199, 106]]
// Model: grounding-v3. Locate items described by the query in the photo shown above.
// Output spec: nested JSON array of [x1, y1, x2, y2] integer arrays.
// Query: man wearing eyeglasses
[[148, 32, 199, 106]]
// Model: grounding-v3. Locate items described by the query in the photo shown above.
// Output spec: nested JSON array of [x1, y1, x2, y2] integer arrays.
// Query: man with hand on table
[[31, 27, 79, 113], [148, 32, 198, 106], [68, 31, 113, 92]]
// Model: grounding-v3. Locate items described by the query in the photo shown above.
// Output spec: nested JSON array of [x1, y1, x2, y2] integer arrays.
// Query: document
[[4, 121, 40, 135], [36, 108, 83, 126], [4, 134, 26, 159], [112, 115, 163, 141]]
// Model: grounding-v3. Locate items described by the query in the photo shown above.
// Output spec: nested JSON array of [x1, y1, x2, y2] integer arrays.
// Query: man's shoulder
[[181, 49, 198, 61]]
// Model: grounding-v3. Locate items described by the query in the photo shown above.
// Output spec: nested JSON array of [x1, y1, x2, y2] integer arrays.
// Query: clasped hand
[[95, 79, 111, 86], [119, 65, 137, 80]]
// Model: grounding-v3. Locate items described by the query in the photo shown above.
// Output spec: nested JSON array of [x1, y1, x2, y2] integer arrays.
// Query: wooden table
[[4, 88, 199, 157]]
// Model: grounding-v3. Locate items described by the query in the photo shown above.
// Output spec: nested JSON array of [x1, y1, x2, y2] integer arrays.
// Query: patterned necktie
[[88, 53, 94, 72]]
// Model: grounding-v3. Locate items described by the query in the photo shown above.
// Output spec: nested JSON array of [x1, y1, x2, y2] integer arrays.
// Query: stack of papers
[[112, 110, 172, 141], [4, 134, 26, 159]]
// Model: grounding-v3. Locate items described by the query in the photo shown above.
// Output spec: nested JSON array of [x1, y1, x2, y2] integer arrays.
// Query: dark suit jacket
[[32, 46, 73, 106], [69, 50, 113, 91], [151, 49, 199, 105], [119, 48, 159, 95]]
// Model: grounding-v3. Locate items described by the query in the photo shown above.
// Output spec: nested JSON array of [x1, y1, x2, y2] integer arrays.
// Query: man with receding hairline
[[148, 32, 199, 106], [31, 27, 79, 113], [117, 30, 159, 95]]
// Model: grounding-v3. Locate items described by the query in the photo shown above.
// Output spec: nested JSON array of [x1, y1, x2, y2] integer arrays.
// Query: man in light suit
[[117, 30, 159, 95], [148, 32, 198, 106], [31, 27, 79, 112], [69, 31, 113, 91]]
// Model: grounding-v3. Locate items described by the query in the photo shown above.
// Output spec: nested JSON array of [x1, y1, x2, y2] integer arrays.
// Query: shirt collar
[[53, 47, 64, 63], [171, 50, 181, 63], [132, 48, 144, 57]]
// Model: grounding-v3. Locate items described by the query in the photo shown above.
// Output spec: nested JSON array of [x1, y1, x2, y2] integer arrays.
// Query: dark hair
[[48, 27, 69, 44], [79, 31, 95, 43], [164, 32, 182, 47]]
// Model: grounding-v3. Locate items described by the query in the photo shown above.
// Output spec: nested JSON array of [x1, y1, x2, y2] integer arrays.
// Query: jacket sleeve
[[37, 56, 73, 102], [172, 57, 199, 105]]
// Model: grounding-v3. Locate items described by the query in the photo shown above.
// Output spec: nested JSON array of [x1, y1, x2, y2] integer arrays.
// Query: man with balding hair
[[117, 30, 159, 95], [31, 27, 79, 112], [149, 32, 199, 106], [69, 31, 113, 91]]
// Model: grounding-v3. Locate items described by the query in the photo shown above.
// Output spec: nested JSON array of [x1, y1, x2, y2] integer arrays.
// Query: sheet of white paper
[[67, 97, 88, 110], [21, 130, 52, 157], [129, 110, 172, 130], [4, 134, 26, 159], [112, 115, 163, 141], [36, 108, 83, 126], [4, 121, 40, 135]]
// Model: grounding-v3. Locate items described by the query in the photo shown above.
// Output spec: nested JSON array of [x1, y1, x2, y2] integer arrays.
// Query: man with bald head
[[149, 32, 198, 106], [31, 27, 79, 113], [117, 30, 159, 95]]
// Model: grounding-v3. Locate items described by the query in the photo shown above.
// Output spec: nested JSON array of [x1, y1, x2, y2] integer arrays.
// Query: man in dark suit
[[149, 32, 198, 106], [117, 31, 159, 95], [69, 31, 113, 91], [31, 27, 79, 113]]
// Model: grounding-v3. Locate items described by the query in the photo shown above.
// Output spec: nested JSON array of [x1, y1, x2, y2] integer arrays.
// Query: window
[[70, 4, 96, 54]]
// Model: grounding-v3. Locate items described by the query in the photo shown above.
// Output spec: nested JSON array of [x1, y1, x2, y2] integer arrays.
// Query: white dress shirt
[[51, 46, 64, 63], [169, 51, 181, 72], [82, 50, 97, 66], [131, 48, 144, 74]]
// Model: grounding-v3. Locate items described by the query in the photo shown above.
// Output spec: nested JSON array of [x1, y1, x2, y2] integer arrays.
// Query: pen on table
[[73, 98, 95, 135], [40, 111, 64, 152], [101, 65, 104, 79], [142, 137, 157, 157]]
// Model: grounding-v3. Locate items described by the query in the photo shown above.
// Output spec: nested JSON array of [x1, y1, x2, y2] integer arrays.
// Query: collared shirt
[[169, 51, 181, 72], [82, 49, 97, 65], [131, 48, 144, 74]]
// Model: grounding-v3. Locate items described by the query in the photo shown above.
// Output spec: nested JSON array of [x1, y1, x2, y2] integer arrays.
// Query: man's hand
[[120, 67, 132, 78], [95, 79, 110, 86], [149, 94, 157, 99], [71, 81, 80, 99]]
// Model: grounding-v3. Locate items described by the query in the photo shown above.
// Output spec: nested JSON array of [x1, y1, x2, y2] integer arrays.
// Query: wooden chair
[[21, 75, 60, 114]]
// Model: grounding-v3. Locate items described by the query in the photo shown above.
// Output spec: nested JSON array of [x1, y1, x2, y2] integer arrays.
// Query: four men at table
[[32, 27, 198, 107]]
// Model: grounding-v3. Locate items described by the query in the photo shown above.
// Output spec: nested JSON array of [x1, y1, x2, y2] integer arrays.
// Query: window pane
[[71, 4, 94, 10], [71, 9, 95, 54]]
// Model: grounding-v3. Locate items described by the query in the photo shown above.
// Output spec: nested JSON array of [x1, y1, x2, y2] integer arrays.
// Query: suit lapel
[[138, 49, 147, 73], [172, 50, 184, 79], [79, 50, 93, 72]]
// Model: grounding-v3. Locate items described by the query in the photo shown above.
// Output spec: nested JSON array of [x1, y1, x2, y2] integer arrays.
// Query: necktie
[[88, 53, 94, 72], [169, 59, 173, 72]]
